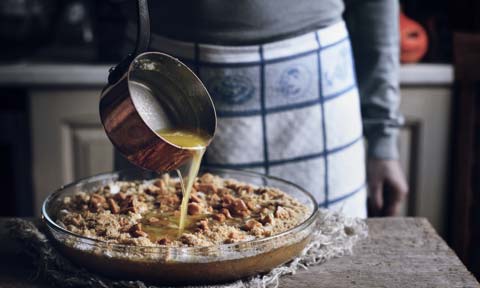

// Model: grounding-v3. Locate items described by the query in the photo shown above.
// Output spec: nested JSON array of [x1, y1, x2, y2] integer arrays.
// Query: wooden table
[[0, 218, 478, 288]]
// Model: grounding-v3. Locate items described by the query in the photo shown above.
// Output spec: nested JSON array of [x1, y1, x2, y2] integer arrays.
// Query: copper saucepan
[[99, 1, 216, 172]]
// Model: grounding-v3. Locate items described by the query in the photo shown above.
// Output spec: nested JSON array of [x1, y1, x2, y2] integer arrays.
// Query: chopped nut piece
[[246, 185, 255, 194], [212, 213, 226, 223], [233, 199, 248, 211], [121, 206, 136, 214], [256, 188, 269, 194], [74, 192, 89, 204], [229, 199, 250, 217], [89, 194, 105, 212], [190, 193, 202, 203], [244, 219, 262, 231], [221, 208, 233, 219], [275, 206, 290, 219], [196, 219, 209, 231], [200, 173, 215, 184], [179, 234, 198, 246], [158, 194, 180, 208], [148, 217, 160, 224], [226, 183, 242, 192], [157, 238, 171, 245], [119, 217, 129, 227], [119, 195, 140, 214], [129, 223, 147, 238], [145, 185, 161, 196], [262, 230, 272, 237], [153, 179, 167, 190], [132, 230, 148, 238], [129, 223, 142, 233], [260, 214, 275, 225], [188, 203, 201, 215], [237, 210, 251, 218], [70, 215, 82, 226], [222, 194, 235, 206], [113, 192, 127, 202], [197, 183, 217, 194], [92, 194, 105, 202], [107, 198, 120, 214], [224, 231, 243, 243]]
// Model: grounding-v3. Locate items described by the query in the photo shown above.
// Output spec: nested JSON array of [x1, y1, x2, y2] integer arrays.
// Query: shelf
[[0, 63, 110, 87], [399, 64, 453, 86], [0, 63, 454, 87]]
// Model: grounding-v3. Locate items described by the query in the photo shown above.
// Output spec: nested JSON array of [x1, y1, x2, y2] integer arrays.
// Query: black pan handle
[[108, 0, 150, 85], [134, 0, 151, 56]]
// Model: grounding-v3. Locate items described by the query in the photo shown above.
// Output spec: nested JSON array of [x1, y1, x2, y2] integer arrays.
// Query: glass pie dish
[[42, 169, 318, 285]]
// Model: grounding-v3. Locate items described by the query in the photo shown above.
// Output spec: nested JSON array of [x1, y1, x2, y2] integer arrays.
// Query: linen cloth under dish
[[6, 210, 368, 288]]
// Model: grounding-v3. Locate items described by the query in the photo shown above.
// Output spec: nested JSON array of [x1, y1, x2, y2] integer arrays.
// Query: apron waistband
[[126, 21, 349, 64]]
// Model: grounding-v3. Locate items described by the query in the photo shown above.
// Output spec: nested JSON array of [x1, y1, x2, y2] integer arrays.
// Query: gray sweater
[[124, 0, 402, 159]]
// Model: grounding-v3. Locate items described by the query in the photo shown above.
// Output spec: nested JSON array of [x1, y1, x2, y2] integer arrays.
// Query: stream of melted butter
[[154, 128, 210, 237]]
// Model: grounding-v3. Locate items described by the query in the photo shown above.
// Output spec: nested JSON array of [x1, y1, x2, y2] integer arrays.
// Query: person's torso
[[124, 0, 344, 45]]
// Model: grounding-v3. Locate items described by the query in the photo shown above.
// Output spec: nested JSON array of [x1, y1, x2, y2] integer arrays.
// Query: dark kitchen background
[[0, 0, 479, 279]]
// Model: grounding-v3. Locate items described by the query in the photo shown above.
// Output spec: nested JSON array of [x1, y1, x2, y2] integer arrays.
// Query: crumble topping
[[56, 173, 310, 247]]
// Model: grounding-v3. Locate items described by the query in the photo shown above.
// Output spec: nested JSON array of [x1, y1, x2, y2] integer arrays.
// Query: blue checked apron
[[126, 21, 367, 218]]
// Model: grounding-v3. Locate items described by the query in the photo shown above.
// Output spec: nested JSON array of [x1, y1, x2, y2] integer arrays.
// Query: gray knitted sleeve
[[344, 0, 404, 160]]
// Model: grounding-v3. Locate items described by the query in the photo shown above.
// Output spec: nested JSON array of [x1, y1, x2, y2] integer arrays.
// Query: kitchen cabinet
[[397, 86, 451, 235], [30, 89, 114, 215], [13, 64, 452, 235], [395, 64, 453, 235]]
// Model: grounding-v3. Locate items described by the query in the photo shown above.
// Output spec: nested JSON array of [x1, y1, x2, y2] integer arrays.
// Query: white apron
[[125, 21, 367, 218]]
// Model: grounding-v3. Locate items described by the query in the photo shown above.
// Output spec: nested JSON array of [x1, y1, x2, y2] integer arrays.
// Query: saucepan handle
[[107, 0, 151, 85]]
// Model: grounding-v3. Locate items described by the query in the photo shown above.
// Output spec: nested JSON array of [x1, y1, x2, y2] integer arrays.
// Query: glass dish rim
[[42, 168, 319, 252]]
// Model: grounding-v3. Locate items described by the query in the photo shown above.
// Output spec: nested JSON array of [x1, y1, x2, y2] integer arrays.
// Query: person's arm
[[344, 0, 408, 216]]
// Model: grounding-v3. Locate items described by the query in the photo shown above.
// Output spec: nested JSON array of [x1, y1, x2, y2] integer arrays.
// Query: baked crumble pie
[[56, 173, 310, 247]]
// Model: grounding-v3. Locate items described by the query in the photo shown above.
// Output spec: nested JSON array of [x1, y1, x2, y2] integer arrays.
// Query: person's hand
[[367, 159, 409, 217]]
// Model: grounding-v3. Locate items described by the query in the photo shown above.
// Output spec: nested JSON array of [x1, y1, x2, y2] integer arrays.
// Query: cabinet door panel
[[398, 125, 412, 216], [399, 86, 451, 235], [72, 127, 113, 180], [398, 120, 421, 217], [30, 89, 114, 215]]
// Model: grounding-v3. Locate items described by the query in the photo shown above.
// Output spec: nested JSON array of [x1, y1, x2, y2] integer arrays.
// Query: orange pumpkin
[[400, 11, 429, 63]]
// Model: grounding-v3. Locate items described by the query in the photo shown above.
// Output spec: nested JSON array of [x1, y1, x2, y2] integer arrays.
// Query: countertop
[[0, 217, 478, 288], [0, 63, 453, 87]]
